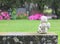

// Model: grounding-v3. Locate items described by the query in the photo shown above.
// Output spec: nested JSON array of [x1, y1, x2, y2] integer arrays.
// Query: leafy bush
[[11, 8, 17, 19], [16, 13, 28, 19], [43, 8, 52, 14]]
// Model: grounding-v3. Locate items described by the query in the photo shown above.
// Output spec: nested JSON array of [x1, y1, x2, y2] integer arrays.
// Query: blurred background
[[0, 0, 60, 20]]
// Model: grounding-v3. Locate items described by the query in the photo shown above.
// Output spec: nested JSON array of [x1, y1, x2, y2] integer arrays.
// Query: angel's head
[[41, 16, 48, 23]]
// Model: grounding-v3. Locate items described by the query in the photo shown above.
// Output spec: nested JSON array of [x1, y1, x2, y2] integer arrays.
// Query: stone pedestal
[[0, 32, 58, 44]]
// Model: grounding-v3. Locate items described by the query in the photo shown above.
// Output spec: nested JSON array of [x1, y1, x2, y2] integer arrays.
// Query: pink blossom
[[1, 11, 10, 20], [28, 15, 35, 20], [0, 15, 3, 20], [28, 13, 43, 20]]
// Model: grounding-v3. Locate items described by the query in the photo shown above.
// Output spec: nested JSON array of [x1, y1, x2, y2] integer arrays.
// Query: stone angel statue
[[38, 16, 50, 33]]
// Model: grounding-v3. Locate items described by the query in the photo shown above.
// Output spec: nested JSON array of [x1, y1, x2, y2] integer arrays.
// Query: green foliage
[[43, 8, 52, 14], [12, 8, 16, 15], [11, 8, 17, 19], [16, 14, 27, 19], [0, 0, 60, 18]]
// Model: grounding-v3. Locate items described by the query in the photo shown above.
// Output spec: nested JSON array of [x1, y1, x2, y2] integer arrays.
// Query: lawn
[[0, 19, 60, 44]]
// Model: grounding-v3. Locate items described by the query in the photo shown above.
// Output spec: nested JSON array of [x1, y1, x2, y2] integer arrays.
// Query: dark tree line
[[51, 0, 60, 19], [0, 0, 60, 18]]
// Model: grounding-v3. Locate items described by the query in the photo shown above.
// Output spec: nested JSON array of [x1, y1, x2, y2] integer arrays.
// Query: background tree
[[51, 0, 60, 19], [0, 0, 60, 19]]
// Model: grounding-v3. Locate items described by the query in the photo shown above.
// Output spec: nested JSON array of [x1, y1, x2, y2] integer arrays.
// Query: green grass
[[0, 19, 60, 44]]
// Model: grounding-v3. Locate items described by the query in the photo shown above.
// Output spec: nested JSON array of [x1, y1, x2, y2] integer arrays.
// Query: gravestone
[[16, 8, 26, 14], [0, 32, 58, 44]]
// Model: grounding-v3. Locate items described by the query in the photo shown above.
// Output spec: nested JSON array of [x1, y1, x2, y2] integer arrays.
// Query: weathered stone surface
[[0, 32, 58, 44]]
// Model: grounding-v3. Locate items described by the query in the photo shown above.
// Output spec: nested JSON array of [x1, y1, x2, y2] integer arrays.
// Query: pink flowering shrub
[[1, 11, 10, 20], [0, 15, 3, 20], [28, 13, 43, 20]]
